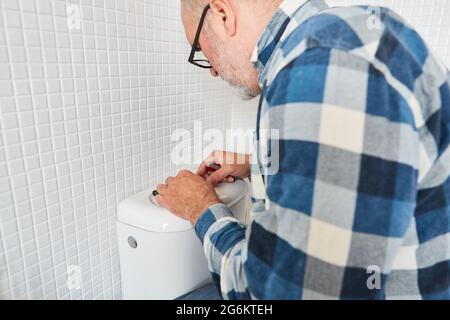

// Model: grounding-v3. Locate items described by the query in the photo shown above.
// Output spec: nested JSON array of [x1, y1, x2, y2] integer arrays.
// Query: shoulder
[[279, 5, 428, 64], [266, 5, 436, 108]]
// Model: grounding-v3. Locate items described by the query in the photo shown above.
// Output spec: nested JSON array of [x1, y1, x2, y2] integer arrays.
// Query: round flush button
[[127, 236, 138, 249]]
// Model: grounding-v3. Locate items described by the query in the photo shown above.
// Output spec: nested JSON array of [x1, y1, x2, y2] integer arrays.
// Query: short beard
[[226, 76, 261, 101], [205, 29, 261, 100]]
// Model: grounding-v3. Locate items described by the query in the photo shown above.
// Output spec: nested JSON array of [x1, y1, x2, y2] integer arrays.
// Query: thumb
[[206, 167, 232, 186]]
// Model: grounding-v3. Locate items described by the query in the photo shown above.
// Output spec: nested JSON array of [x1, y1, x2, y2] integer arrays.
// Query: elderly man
[[155, 0, 450, 299]]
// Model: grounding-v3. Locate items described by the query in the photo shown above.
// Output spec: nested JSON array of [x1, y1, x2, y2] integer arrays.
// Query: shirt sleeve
[[195, 46, 420, 300]]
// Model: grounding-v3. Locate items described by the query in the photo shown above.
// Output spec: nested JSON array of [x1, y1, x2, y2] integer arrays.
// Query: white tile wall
[[1, 0, 450, 300], [0, 0, 234, 300], [229, 97, 259, 154], [231, 0, 450, 133]]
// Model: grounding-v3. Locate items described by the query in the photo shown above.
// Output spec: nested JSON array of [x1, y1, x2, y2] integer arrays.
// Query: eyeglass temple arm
[[189, 4, 211, 61]]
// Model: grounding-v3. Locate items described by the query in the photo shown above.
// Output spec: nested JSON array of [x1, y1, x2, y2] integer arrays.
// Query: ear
[[209, 0, 237, 36]]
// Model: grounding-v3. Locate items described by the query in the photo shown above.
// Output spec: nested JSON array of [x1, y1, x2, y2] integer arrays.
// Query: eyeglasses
[[188, 4, 212, 69]]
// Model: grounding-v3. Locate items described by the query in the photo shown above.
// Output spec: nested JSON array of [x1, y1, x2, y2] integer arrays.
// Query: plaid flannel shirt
[[195, 0, 450, 299]]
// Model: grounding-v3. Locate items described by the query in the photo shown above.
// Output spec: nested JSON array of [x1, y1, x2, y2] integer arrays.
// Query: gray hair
[[181, 0, 279, 16], [180, 0, 208, 16]]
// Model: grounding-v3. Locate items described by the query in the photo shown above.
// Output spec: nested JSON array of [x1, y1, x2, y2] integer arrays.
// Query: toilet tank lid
[[117, 189, 193, 233], [117, 180, 248, 233]]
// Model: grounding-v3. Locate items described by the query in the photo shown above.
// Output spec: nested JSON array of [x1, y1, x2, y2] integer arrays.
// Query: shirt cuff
[[194, 203, 233, 243]]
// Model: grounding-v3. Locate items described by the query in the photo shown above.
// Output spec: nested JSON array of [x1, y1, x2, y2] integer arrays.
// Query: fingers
[[200, 151, 246, 167], [156, 183, 167, 195], [155, 193, 169, 209], [225, 176, 235, 183], [154, 184, 169, 208], [163, 171, 193, 186], [207, 167, 233, 186], [177, 170, 193, 177], [197, 150, 225, 176], [196, 161, 208, 176], [197, 155, 217, 177], [208, 150, 222, 162], [165, 177, 174, 185], [157, 170, 193, 202]]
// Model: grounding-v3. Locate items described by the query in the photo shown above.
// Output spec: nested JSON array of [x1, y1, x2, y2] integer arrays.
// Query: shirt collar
[[251, 0, 329, 86]]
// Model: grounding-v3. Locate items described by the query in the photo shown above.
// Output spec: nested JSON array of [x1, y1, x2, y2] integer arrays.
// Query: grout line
[[61, 0, 88, 300], [69, 0, 97, 299], [1, 3, 39, 300], [32, 0, 70, 300]]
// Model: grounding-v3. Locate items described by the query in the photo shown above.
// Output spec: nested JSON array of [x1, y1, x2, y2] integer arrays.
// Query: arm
[[195, 47, 420, 299]]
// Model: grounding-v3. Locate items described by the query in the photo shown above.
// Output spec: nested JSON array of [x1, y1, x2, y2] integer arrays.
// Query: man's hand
[[155, 170, 220, 225], [197, 151, 251, 186]]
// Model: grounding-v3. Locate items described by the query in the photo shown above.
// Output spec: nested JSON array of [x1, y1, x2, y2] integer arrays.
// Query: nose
[[210, 68, 219, 77]]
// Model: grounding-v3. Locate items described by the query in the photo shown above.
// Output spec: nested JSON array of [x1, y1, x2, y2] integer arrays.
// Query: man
[[155, 0, 450, 299]]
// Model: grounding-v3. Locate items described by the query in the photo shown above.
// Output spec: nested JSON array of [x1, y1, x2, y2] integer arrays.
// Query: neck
[[251, 0, 327, 86], [240, 1, 284, 60]]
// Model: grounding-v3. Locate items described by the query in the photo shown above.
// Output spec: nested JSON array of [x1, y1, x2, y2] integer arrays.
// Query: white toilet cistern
[[116, 164, 251, 300]]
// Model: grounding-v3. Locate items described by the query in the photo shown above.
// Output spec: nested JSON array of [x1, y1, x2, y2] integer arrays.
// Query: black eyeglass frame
[[188, 4, 212, 69]]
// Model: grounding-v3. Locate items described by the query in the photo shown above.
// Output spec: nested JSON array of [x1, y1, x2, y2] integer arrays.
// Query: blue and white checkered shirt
[[195, 0, 450, 299]]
